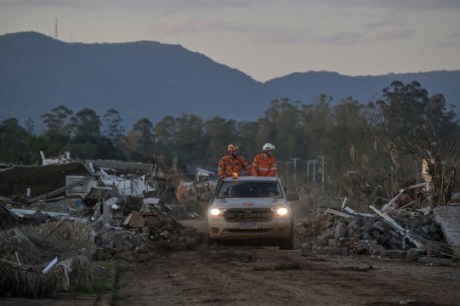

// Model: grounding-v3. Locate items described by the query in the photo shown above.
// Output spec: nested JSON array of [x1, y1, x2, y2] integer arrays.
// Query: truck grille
[[224, 208, 274, 222]]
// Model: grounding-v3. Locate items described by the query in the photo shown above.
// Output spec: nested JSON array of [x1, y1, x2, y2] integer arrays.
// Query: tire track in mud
[[115, 247, 324, 305], [202, 246, 319, 304], [198, 246, 385, 305], [114, 247, 460, 306], [114, 218, 460, 306], [147, 246, 374, 305], [196, 247, 310, 305]]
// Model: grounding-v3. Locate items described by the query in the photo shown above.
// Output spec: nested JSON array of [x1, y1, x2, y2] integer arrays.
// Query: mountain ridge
[[1, 31, 459, 131]]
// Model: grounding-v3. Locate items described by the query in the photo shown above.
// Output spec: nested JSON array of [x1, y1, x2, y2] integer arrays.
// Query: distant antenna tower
[[54, 18, 59, 40]]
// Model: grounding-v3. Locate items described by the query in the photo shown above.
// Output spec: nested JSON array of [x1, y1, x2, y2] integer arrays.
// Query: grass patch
[[73, 261, 118, 295], [74, 279, 112, 294], [102, 260, 117, 271]]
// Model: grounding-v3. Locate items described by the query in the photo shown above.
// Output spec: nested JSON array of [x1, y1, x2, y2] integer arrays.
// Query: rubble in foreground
[[297, 198, 460, 262], [0, 153, 203, 298]]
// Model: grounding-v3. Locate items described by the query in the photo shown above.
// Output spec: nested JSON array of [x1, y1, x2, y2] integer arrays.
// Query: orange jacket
[[251, 153, 277, 177], [218, 154, 250, 178]]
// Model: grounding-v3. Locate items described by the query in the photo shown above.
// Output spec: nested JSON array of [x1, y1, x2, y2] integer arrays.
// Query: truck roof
[[221, 176, 279, 182]]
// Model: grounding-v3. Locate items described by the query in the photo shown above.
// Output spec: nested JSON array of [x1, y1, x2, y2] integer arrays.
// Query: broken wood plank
[[343, 206, 373, 218], [324, 208, 354, 219], [381, 182, 428, 213]]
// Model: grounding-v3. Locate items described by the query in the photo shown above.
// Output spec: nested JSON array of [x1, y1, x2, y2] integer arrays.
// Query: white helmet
[[262, 143, 275, 151]]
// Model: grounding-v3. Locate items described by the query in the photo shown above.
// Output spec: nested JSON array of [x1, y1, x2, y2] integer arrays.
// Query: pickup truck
[[206, 176, 299, 250]]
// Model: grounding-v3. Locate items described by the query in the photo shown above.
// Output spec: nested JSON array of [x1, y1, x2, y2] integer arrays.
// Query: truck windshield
[[217, 181, 282, 199]]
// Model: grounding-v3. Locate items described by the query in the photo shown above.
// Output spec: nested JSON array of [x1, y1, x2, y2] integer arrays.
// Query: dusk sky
[[1, 0, 459, 82]]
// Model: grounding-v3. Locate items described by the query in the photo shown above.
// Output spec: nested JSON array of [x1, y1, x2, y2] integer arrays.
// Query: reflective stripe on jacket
[[250, 153, 277, 177], [218, 154, 250, 178]]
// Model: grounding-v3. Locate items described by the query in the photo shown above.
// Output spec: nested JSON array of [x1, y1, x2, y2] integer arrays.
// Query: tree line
[[1, 80, 459, 203]]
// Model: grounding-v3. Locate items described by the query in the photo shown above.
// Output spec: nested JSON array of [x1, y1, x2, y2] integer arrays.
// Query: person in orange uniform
[[218, 144, 250, 179], [251, 143, 277, 177]]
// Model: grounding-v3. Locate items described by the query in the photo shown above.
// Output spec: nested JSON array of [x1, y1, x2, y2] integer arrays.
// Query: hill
[[1, 31, 459, 130], [266, 70, 460, 106]]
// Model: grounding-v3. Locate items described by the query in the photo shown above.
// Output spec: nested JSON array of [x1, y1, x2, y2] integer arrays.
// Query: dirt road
[[113, 220, 460, 306]]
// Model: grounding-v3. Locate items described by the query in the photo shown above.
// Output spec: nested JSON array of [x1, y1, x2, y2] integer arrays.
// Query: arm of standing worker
[[250, 156, 258, 176]]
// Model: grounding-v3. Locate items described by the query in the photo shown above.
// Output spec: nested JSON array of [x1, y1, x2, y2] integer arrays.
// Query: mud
[[113, 220, 460, 306]]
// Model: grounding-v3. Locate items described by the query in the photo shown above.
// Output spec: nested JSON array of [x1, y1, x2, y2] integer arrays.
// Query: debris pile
[[0, 218, 93, 298], [0, 255, 91, 298], [93, 206, 202, 263], [0, 192, 202, 297], [0, 152, 203, 298], [298, 202, 459, 261]]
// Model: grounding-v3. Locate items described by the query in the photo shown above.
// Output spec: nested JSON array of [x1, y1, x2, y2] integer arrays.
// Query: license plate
[[239, 222, 257, 229]]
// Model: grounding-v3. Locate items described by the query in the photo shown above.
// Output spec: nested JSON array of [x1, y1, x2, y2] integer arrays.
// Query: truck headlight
[[276, 207, 288, 216], [209, 208, 222, 216]]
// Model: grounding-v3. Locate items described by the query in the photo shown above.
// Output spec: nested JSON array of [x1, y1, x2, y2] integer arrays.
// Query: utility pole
[[291, 158, 300, 189], [307, 159, 316, 182], [313, 160, 316, 183], [319, 156, 325, 189]]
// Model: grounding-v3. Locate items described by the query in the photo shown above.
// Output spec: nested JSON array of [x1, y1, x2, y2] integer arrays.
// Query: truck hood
[[210, 198, 288, 209]]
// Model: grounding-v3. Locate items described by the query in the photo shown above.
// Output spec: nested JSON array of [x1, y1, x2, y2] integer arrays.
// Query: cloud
[[3, 0, 460, 11], [317, 32, 364, 45], [150, 13, 414, 47], [254, 30, 312, 44], [0, 0, 454, 49], [317, 25, 413, 45], [152, 19, 221, 36], [0, 0, 251, 11], [305, 0, 460, 10], [370, 26, 414, 41], [151, 18, 285, 37], [440, 32, 460, 47], [365, 19, 397, 29]]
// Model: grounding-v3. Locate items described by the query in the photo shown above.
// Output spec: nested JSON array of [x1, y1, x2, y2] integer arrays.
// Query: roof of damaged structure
[[86, 160, 154, 176], [0, 162, 91, 198]]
